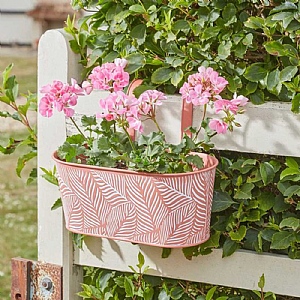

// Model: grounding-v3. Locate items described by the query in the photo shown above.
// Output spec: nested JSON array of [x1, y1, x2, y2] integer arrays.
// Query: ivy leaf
[[222, 238, 240, 257], [286, 157, 299, 169], [212, 191, 236, 212], [259, 162, 275, 185], [280, 167, 300, 180], [291, 94, 300, 113], [270, 231, 296, 249], [125, 53, 145, 73], [170, 69, 183, 86], [264, 41, 288, 56], [151, 67, 172, 84], [130, 24, 146, 45], [283, 185, 300, 198], [279, 217, 300, 231], [280, 66, 298, 82], [244, 63, 268, 82], [229, 225, 247, 241], [158, 290, 170, 300], [234, 183, 255, 199], [129, 4, 146, 13]]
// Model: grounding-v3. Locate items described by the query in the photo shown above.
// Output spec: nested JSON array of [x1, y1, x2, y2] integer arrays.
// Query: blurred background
[[0, 0, 75, 298]]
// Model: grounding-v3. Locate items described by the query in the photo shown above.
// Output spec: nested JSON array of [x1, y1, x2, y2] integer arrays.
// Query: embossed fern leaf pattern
[[57, 162, 216, 247]]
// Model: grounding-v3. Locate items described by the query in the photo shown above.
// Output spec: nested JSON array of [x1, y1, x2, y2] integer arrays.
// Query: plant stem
[[123, 126, 136, 151], [194, 103, 207, 141], [69, 117, 87, 140]]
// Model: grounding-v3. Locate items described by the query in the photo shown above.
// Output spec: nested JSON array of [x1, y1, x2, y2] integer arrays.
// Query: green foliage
[[180, 152, 300, 259], [68, 0, 300, 112], [0, 64, 37, 182], [78, 252, 279, 300], [57, 117, 208, 174]]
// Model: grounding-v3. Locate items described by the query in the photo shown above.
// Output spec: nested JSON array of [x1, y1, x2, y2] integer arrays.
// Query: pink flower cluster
[[88, 59, 129, 92], [39, 79, 84, 117], [179, 66, 248, 134], [98, 90, 167, 133], [39, 59, 248, 136]]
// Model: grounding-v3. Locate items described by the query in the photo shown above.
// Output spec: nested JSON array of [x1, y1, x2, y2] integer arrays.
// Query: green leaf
[[129, 4, 146, 13], [267, 69, 280, 90], [202, 27, 220, 40], [185, 154, 203, 170], [212, 191, 236, 212], [250, 90, 265, 104], [280, 66, 298, 82], [270, 231, 296, 249], [264, 41, 288, 56], [170, 69, 183, 86], [124, 277, 135, 297], [173, 19, 190, 31], [259, 162, 275, 185], [137, 252, 145, 269], [280, 167, 300, 180], [244, 16, 264, 29], [286, 157, 299, 169], [222, 238, 240, 257], [170, 287, 184, 300], [283, 185, 300, 198], [161, 248, 171, 258], [234, 183, 255, 199], [244, 63, 268, 82], [130, 24, 146, 45], [229, 225, 247, 241], [151, 67, 172, 84], [218, 41, 232, 60], [72, 233, 85, 250], [292, 94, 300, 113], [125, 53, 145, 73], [258, 192, 274, 211], [258, 274, 265, 289], [158, 290, 170, 300], [206, 286, 217, 300], [279, 217, 300, 231], [51, 198, 62, 210], [16, 151, 37, 177]]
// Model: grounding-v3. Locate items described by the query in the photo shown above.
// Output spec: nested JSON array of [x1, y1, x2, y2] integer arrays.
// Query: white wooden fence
[[38, 29, 300, 299]]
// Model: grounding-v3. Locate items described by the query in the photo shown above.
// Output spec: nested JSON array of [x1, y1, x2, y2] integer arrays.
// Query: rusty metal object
[[11, 258, 32, 300], [11, 258, 62, 300]]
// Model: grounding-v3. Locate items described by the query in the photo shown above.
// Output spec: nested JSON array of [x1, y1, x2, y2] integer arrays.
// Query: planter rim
[[52, 151, 218, 177]]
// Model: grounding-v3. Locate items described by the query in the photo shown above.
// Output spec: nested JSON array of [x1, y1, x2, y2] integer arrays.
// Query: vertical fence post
[[38, 29, 83, 299]]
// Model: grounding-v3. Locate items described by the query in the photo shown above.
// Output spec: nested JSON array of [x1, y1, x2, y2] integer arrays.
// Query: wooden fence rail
[[38, 29, 300, 299]]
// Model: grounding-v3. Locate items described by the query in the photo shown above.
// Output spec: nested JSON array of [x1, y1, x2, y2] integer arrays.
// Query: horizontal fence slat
[[75, 238, 300, 297]]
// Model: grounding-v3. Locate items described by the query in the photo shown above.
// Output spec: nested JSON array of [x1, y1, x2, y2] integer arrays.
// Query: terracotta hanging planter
[[53, 151, 218, 248]]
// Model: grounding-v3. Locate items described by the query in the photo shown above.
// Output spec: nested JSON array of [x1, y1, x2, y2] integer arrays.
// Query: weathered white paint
[[38, 29, 82, 300], [0, 0, 36, 11], [38, 29, 300, 299]]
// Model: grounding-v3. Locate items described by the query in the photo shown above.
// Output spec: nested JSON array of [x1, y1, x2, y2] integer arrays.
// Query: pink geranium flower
[[39, 79, 84, 118], [209, 119, 228, 134], [214, 99, 239, 114]]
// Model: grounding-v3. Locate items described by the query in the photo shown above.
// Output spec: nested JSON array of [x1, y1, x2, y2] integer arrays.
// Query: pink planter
[[53, 152, 218, 248]]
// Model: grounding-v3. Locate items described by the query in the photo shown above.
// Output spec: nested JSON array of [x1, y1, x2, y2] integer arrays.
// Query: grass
[[0, 53, 37, 93], [0, 52, 37, 300]]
